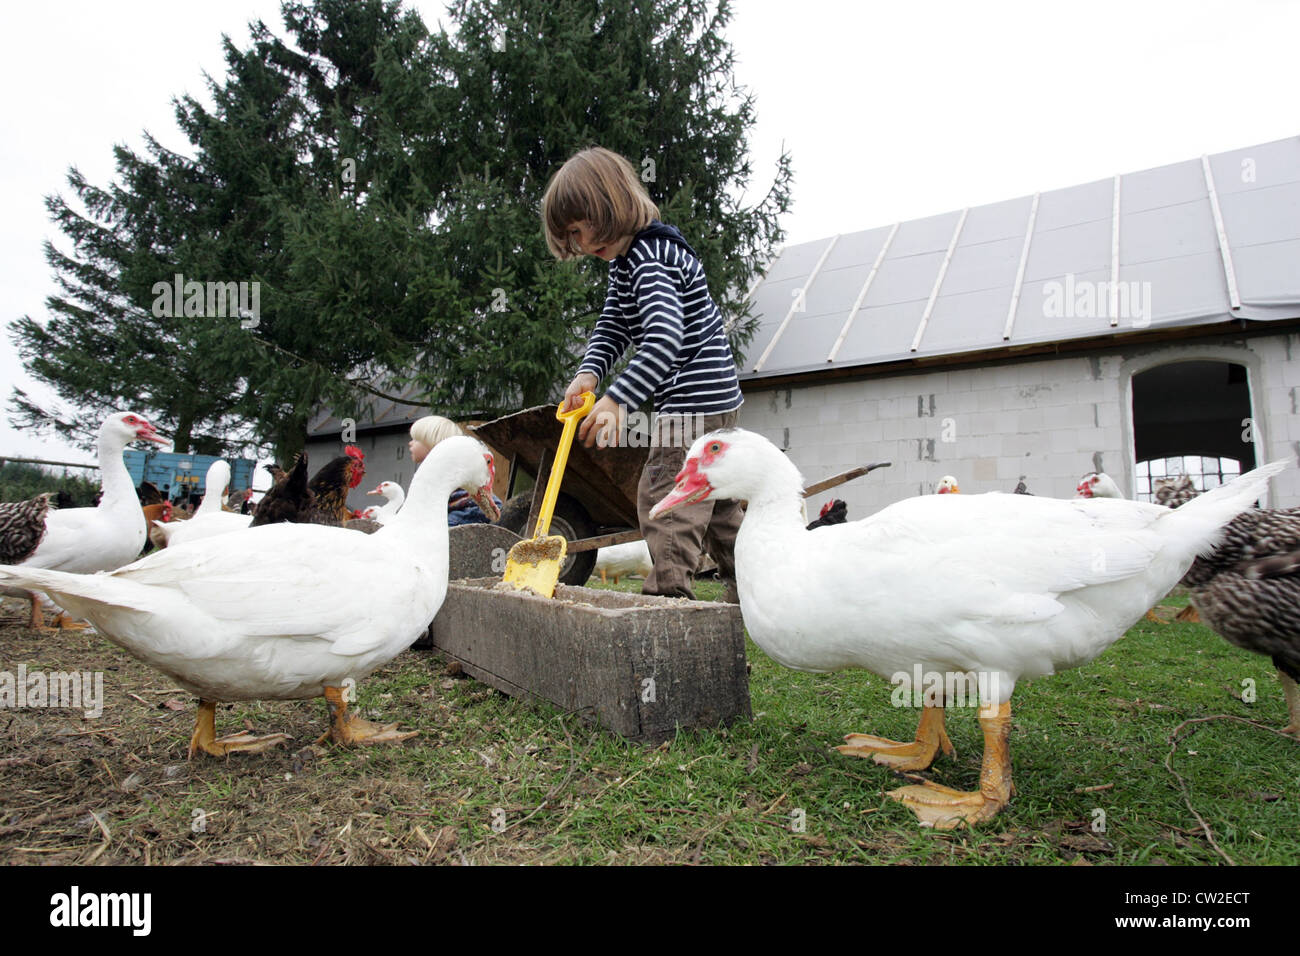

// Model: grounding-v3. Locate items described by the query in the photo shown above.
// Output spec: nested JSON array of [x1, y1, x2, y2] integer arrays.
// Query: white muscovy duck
[[0, 436, 499, 756], [363, 480, 405, 525], [1076, 472, 1122, 499], [1, 412, 166, 629], [649, 428, 1290, 829], [594, 539, 653, 585], [154, 460, 252, 548]]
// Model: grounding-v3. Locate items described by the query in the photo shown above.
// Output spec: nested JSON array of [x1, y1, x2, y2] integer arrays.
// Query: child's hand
[[562, 373, 599, 412], [578, 395, 624, 449]]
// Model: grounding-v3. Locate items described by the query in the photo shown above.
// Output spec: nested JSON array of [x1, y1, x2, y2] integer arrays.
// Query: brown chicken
[[249, 446, 366, 528], [306, 446, 367, 526], [142, 501, 173, 554], [137, 481, 165, 506], [249, 454, 312, 528]]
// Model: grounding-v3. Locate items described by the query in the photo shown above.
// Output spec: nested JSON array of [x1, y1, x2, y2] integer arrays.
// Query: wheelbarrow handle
[[534, 392, 595, 538]]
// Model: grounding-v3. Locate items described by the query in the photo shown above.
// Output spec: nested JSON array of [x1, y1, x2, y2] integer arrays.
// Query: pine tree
[[10, 0, 791, 456]]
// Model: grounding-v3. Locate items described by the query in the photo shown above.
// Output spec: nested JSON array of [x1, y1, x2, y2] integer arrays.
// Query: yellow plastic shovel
[[503, 391, 596, 598]]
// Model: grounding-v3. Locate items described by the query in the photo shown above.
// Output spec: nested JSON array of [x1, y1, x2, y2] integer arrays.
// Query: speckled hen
[[1182, 506, 1300, 735]]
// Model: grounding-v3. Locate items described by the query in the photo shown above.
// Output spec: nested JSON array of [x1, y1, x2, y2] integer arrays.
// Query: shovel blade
[[503, 536, 567, 598]]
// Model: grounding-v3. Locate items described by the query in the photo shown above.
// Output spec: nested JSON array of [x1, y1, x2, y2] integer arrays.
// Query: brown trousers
[[636, 410, 744, 601]]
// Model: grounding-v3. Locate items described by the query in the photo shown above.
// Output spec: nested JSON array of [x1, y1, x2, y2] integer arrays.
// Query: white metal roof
[[741, 136, 1300, 380]]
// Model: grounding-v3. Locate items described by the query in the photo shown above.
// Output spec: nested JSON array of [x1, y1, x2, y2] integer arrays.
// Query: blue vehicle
[[122, 450, 257, 500]]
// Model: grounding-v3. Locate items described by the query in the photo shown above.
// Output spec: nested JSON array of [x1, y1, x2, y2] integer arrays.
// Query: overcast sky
[[3, 0, 1297, 467]]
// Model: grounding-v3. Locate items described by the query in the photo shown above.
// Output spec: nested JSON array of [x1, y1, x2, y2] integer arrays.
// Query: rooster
[[306, 446, 366, 525], [807, 499, 848, 530]]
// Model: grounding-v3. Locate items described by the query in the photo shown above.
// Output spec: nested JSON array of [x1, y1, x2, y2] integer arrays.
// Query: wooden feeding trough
[[430, 577, 749, 743], [427, 408, 892, 742]]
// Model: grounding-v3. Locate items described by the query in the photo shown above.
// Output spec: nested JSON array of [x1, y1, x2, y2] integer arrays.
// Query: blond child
[[541, 146, 743, 601], [409, 416, 501, 525]]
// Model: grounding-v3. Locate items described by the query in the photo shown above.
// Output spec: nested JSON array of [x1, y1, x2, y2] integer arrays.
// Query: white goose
[[362, 480, 406, 525], [0, 435, 498, 756], [154, 460, 252, 548], [2, 412, 166, 629], [650, 429, 1289, 829]]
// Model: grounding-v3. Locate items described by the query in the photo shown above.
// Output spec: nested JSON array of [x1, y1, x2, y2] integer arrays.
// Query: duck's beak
[[471, 484, 500, 522], [471, 453, 499, 521], [136, 420, 167, 445], [649, 459, 713, 519]]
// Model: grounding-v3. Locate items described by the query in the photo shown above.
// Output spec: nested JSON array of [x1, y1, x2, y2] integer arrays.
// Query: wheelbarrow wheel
[[495, 492, 598, 587]]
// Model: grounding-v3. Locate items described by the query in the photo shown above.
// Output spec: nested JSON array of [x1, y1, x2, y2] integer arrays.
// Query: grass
[[0, 584, 1295, 865]]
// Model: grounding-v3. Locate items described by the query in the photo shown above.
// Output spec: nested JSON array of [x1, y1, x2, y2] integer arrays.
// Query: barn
[[736, 136, 1300, 519]]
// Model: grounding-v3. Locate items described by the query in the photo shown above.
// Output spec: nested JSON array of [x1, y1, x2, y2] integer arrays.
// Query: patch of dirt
[[0, 607, 459, 866]]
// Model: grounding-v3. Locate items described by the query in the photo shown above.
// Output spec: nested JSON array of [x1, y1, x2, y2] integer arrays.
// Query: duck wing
[[120, 524, 430, 650]]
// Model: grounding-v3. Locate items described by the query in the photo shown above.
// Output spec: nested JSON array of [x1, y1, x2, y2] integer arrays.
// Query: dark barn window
[[1131, 360, 1254, 502]]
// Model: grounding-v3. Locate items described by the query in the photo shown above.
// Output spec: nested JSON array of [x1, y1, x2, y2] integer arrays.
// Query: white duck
[[1076, 472, 1122, 499], [594, 540, 653, 585], [650, 429, 1289, 829], [154, 460, 252, 548], [2, 412, 166, 629], [0, 435, 499, 756], [362, 480, 405, 525]]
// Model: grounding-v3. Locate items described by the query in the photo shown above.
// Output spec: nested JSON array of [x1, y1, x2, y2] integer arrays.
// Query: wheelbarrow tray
[[471, 405, 647, 530]]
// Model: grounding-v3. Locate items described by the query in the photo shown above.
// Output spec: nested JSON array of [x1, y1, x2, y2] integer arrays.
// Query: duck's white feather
[[18, 414, 159, 575], [0, 436, 495, 703], [668, 430, 1289, 703]]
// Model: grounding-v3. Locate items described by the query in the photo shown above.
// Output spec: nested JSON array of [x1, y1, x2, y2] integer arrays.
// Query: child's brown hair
[[541, 146, 659, 259]]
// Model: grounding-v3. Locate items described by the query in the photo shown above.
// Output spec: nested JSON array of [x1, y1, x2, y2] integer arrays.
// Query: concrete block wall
[[738, 332, 1300, 520]]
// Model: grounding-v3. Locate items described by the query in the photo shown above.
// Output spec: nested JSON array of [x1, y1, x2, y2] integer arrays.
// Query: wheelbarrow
[[464, 404, 891, 587]]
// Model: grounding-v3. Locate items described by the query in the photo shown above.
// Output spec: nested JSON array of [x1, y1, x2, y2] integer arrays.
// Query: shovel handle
[[534, 392, 595, 538]]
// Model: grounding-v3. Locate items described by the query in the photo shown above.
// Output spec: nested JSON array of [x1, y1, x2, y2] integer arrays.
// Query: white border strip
[[1002, 193, 1040, 341], [827, 223, 899, 362], [1201, 154, 1241, 311], [910, 208, 968, 353], [1109, 174, 1122, 327]]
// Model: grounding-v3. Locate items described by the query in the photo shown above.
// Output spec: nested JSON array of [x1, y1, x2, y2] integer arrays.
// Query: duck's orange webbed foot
[[887, 700, 1015, 829], [838, 705, 955, 771], [320, 685, 418, 746], [187, 700, 290, 758]]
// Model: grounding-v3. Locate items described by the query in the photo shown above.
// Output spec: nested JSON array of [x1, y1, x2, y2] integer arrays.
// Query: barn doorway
[[1130, 360, 1255, 502]]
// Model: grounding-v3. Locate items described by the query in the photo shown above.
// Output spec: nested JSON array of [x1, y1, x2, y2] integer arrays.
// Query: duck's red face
[[1075, 474, 1099, 498], [649, 439, 726, 519], [468, 453, 500, 522], [122, 413, 166, 445]]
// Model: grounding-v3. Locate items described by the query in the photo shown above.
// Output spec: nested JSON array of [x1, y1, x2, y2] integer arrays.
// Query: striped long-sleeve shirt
[[577, 222, 744, 415]]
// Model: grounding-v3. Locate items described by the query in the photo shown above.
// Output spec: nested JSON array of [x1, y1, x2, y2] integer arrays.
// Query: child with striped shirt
[[542, 146, 743, 602]]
